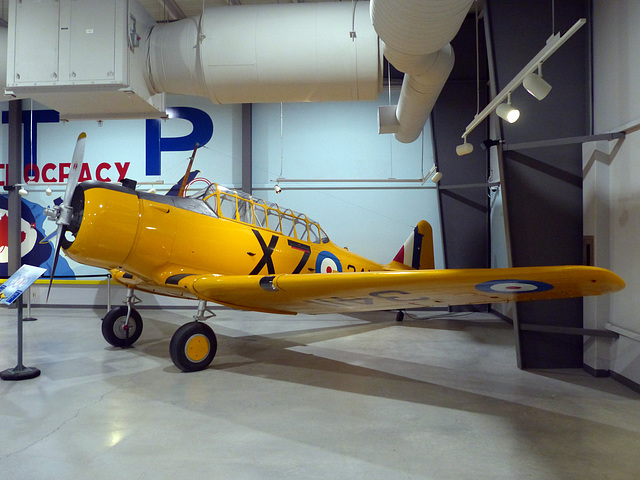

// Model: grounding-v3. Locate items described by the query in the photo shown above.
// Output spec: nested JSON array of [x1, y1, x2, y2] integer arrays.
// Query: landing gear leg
[[169, 300, 218, 372], [102, 288, 143, 348], [194, 299, 216, 322]]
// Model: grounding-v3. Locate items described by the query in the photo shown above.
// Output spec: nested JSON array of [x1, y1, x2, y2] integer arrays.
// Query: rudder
[[391, 220, 435, 270]]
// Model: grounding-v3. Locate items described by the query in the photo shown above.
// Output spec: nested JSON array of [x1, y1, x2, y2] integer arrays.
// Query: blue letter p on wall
[[145, 107, 214, 176]]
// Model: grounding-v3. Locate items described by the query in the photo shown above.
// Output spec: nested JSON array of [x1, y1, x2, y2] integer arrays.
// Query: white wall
[[589, 0, 640, 384], [252, 91, 443, 266], [593, 1, 640, 134]]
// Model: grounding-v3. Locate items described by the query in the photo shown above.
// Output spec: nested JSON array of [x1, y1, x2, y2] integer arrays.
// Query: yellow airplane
[[45, 134, 625, 372]]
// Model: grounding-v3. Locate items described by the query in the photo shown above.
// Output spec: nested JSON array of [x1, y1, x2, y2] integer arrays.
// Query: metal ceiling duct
[[148, 1, 381, 104], [371, 0, 473, 143], [0, 1, 471, 142], [147, 17, 207, 98]]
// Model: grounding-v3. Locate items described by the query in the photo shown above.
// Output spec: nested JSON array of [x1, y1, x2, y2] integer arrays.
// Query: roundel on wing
[[475, 279, 554, 293], [315, 251, 342, 273]]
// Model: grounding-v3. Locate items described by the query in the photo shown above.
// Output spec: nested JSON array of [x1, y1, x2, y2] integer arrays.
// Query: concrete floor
[[1, 306, 640, 480]]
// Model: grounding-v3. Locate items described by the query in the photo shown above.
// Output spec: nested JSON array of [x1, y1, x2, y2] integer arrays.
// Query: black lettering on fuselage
[[287, 239, 311, 274], [250, 230, 279, 275]]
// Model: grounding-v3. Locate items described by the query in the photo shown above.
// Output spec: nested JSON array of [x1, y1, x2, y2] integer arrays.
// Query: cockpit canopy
[[197, 184, 330, 244]]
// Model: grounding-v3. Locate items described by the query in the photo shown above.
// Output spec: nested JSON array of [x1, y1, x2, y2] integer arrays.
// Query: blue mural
[[0, 195, 74, 278]]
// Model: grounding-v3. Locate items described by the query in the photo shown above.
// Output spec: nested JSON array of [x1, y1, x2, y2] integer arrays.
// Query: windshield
[[198, 184, 329, 244]]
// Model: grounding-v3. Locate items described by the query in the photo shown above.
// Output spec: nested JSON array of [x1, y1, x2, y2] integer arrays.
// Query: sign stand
[[1, 296, 40, 380], [1, 265, 47, 381]]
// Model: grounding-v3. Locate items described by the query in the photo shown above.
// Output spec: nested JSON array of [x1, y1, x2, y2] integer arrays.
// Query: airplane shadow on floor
[[115, 310, 635, 407]]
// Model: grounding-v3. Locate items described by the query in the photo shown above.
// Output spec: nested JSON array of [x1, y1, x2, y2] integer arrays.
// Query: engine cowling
[[64, 182, 140, 271]]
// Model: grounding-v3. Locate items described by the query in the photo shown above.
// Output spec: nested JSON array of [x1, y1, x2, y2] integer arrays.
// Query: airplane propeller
[[44, 132, 87, 301]]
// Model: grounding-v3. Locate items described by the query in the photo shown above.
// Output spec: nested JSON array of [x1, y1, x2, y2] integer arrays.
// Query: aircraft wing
[[178, 266, 625, 315]]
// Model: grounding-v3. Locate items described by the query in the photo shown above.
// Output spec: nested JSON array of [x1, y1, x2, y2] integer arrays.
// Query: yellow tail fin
[[389, 220, 435, 270]]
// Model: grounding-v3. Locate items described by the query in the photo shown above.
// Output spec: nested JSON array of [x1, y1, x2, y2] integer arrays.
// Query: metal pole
[[24, 286, 36, 322], [241, 103, 253, 195], [1, 99, 40, 381], [7, 100, 21, 276], [16, 296, 23, 368], [107, 273, 112, 313]]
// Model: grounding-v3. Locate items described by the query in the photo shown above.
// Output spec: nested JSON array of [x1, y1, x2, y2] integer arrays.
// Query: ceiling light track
[[456, 18, 586, 156]]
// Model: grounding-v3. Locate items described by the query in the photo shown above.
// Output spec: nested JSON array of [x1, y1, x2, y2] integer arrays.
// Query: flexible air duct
[[371, 0, 473, 143], [148, 1, 381, 104], [395, 45, 454, 143]]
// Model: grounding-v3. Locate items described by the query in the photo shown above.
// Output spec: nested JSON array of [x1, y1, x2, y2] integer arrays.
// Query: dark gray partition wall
[[487, 0, 590, 368], [433, 14, 491, 285], [432, 1, 591, 367]]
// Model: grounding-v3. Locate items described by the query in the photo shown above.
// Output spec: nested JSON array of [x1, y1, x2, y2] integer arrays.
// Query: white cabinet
[[5, 0, 164, 120], [8, 0, 127, 89]]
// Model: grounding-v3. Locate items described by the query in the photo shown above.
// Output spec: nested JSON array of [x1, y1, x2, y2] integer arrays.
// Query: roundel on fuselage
[[315, 251, 342, 273]]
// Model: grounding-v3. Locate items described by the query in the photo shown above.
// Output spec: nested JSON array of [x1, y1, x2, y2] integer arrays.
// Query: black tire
[[102, 306, 143, 348], [170, 322, 217, 372], [396, 310, 405, 322]]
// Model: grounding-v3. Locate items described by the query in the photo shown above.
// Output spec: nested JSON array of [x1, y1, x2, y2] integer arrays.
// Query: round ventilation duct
[[371, 0, 473, 143], [148, 2, 381, 105]]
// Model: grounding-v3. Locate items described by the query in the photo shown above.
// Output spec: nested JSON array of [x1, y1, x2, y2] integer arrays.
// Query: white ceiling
[[137, 0, 340, 22]]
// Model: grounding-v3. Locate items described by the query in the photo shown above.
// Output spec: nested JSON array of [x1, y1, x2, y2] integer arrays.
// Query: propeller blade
[[47, 132, 86, 302], [47, 225, 64, 302], [62, 132, 86, 207]]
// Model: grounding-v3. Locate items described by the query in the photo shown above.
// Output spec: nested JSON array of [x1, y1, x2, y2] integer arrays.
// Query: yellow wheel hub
[[185, 334, 210, 363]]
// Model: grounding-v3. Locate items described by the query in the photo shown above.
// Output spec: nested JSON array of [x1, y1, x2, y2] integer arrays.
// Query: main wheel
[[102, 306, 143, 348], [170, 322, 217, 372]]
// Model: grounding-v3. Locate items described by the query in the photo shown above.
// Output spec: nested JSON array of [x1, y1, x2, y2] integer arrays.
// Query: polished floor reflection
[[1, 307, 640, 480]]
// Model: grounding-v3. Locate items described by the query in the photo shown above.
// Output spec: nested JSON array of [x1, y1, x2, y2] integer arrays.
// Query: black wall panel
[[433, 15, 490, 269], [487, 0, 590, 368]]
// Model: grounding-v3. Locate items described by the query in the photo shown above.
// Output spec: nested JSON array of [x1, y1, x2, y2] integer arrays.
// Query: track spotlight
[[424, 165, 443, 184], [460, 19, 585, 141], [274, 184, 282, 194], [45, 187, 52, 196], [496, 94, 520, 123], [456, 140, 474, 156], [523, 70, 552, 100], [18, 187, 28, 196]]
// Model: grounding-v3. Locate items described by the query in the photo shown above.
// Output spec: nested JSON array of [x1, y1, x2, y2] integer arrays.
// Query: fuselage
[[64, 181, 388, 298]]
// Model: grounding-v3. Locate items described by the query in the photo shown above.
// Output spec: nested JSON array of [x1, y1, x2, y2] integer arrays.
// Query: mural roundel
[[475, 279, 554, 294], [315, 251, 342, 274], [0, 195, 74, 278]]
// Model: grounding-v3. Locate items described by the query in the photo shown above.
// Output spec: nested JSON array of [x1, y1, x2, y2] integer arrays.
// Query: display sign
[[0, 264, 46, 305]]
